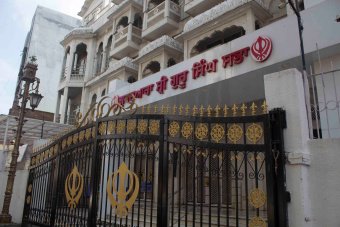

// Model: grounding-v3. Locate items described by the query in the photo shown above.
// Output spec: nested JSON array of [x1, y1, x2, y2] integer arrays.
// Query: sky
[[0, 0, 84, 114]]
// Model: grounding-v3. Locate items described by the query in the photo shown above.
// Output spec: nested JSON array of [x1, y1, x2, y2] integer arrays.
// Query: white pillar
[[54, 91, 62, 122], [65, 45, 74, 80], [60, 87, 69, 124], [264, 68, 311, 227], [85, 41, 95, 81]]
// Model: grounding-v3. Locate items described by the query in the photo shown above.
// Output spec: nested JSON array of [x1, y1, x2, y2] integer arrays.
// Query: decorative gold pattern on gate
[[181, 122, 193, 139], [26, 195, 31, 204], [107, 162, 139, 218], [249, 216, 266, 227], [246, 123, 263, 144], [27, 184, 32, 193], [85, 128, 91, 140], [138, 120, 148, 134], [107, 121, 116, 134], [249, 188, 266, 208], [73, 133, 79, 144], [149, 120, 159, 135], [117, 120, 126, 134], [195, 123, 208, 140], [99, 123, 107, 135], [62, 139, 67, 149], [169, 121, 180, 137], [227, 124, 243, 144], [127, 120, 136, 134], [211, 124, 225, 143], [65, 165, 84, 209], [79, 130, 85, 142], [67, 136, 73, 146]]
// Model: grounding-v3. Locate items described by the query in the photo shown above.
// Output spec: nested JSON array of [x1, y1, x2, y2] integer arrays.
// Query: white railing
[[308, 68, 340, 139]]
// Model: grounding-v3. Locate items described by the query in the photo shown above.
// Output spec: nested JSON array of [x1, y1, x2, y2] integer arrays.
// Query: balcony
[[111, 24, 142, 59], [142, 0, 180, 40], [184, 0, 223, 16]]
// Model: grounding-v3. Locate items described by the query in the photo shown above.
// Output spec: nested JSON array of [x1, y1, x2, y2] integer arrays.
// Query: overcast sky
[[0, 0, 84, 114]]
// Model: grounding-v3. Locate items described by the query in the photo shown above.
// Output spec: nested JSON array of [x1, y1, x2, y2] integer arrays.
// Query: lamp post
[[279, 0, 313, 138], [0, 58, 43, 223]]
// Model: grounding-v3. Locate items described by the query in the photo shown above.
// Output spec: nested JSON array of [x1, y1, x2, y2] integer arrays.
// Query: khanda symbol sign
[[107, 162, 140, 218], [65, 165, 84, 209], [251, 36, 273, 62]]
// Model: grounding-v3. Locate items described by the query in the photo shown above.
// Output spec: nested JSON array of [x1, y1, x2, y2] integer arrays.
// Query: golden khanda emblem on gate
[[65, 165, 84, 209], [107, 162, 139, 218]]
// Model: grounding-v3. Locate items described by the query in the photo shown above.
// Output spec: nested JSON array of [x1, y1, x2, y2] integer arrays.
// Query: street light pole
[[0, 60, 42, 223], [287, 0, 313, 138]]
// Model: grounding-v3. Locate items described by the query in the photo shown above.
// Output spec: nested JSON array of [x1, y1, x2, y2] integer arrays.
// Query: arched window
[[101, 89, 106, 96], [190, 26, 245, 57], [142, 61, 160, 78], [133, 13, 143, 29], [105, 36, 112, 70], [91, 94, 97, 105], [127, 76, 137, 83], [96, 42, 104, 75], [116, 16, 129, 31], [167, 58, 176, 67], [72, 43, 87, 75]]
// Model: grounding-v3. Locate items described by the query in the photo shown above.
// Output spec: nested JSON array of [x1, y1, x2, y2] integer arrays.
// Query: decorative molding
[[139, 35, 184, 58], [108, 0, 143, 19], [287, 152, 311, 166], [183, 0, 267, 34], [63, 27, 94, 41], [110, 57, 138, 71]]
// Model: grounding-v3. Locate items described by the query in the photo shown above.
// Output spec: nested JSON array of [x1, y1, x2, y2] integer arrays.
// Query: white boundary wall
[[264, 68, 340, 227]]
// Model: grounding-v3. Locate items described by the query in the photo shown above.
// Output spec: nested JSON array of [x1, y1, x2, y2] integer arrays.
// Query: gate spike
[[215, 105, 221, 117], [165, 105, 170, 114], [179, 105, 183, 115], [240, 103, 247, 116], [192, 105, 198, 116], [250, 102, 258, 115], [223, 105, 229, 117], [172, 104, 177, 115], [154, 105, 158, 114], [232, 104, 238, 116], [261, 100, 268, 113], [207, 105, 212, 117], [185, 105, 190, 116], [141, 106, 145, 114], [199, 105, 204, 117], [147, 104, 151, 114], [160, 105, 165, 114]]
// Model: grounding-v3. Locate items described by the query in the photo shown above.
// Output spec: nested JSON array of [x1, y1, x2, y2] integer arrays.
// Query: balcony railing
[[142, 0, 180, 40], [71, 65, 86, 77], [111, 24, 142, 58], [184, 0, 223, 16]]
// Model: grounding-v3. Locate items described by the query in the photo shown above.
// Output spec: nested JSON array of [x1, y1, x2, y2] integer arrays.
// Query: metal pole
[[0, 80, 30, 223], [288, 0, 314, 138]]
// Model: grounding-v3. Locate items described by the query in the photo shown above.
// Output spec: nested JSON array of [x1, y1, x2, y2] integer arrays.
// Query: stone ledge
[[287, 152, 311, 166]]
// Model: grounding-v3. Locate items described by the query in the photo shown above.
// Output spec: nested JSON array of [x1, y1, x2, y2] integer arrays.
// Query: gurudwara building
[[20, 0, 340, 226]]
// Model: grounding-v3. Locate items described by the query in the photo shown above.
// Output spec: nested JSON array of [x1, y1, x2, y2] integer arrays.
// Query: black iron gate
[[22, 109, 287, 227]]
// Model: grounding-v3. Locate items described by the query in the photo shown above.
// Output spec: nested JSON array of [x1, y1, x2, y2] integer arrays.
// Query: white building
[[44, 0, 340, 226], [11, 6, 81, 119]]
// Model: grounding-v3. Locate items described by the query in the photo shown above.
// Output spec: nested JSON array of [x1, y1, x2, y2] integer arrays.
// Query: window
[[167, 58, 176, 67], [128, 76, 137, 83], [142, 61, 160, 78], [101, 89, 106, 96], [133, 13, 143, 29], [72, 43, 87, 75], [105, 36, 112, 69], [96, 42, 104, 75], [116, 16, 129, 31], [91, 94, 97, 105]]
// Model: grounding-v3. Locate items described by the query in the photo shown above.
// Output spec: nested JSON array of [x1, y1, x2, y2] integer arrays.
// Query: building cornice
[[107, 0, 143, 20], [183, 0, 267, 34], [61, 27, 96, 46], [78, 0, 95, 17]]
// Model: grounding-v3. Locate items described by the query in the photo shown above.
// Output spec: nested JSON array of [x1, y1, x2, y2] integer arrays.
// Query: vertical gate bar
[[127, 137, 133, 227], [265, 113, 277, 227], [171, 142, 175, 226], [185, 144, 188, 227], [157, 116, 168, 227], [131, 135, 138, 227], [193, 144, 196, 227], [269, 109, 288, 227], [208, 149, 212, 227], [143, 139, 150, 227], [50, 148, 60, 226], [149, 141, 156, 227], [243, 122, 249, 227], [137, 138, 143, 226], [88, 123, 100, 226], [108, 138, 116, 225], [115, 136, 124, 225], [235, 150, 239, 227], [217, 149, 221, 227], [22, 168, 33, 223], [178, 144, 182, 227]]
